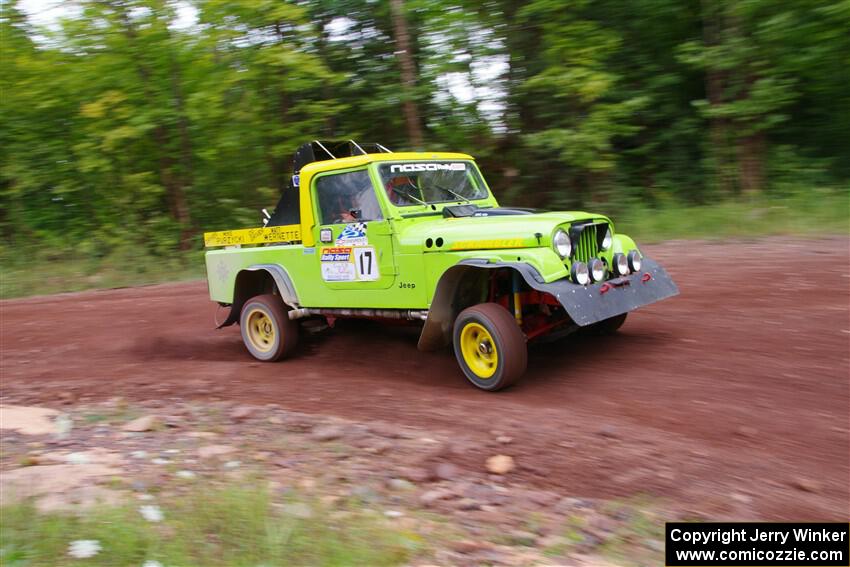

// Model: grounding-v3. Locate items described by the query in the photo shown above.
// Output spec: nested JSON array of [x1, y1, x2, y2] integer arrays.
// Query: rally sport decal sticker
[[336, 222, 368, 246], [320, 246, 379, 282]]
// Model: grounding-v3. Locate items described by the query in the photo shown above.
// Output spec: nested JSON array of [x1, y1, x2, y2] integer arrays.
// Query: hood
[[395, 211, 610, 252]]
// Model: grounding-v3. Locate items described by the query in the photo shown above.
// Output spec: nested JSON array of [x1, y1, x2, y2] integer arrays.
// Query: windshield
[[378, 162, 488, 207]]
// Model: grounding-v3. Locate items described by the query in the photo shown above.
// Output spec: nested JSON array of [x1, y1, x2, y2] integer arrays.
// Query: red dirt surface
[[2, 238, 848, 520]]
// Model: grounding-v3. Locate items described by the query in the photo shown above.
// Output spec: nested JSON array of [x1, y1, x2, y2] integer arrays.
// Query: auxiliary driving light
[[570, 262, 590, 285], [588, 258, 606, 283], [627, 250, 642, 272], [553, 229, 571, 258], [601, 228, 613, 251], [612, 253, 629, 276]]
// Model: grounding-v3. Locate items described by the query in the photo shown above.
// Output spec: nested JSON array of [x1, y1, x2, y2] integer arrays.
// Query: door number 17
[[354, 247, 379, 280]]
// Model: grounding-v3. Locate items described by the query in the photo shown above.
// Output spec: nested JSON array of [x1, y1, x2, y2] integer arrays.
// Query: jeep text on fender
[[204, 140, 678, 391]]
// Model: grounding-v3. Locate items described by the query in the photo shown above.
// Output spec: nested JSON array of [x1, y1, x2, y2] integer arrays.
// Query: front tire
[[453, 303, 527, 391], [239, 294, 298, 361], [587, 312, 628, 335]]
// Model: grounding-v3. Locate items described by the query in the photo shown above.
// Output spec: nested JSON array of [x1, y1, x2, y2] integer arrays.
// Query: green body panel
[[206, 245, 303, 301], [611, 233, 638, 256], [204, 157, 641, 310]]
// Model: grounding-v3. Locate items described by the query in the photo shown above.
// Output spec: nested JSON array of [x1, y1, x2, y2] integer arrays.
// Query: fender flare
[[218, 264, 300, 328], [417, 259, 543, 351]]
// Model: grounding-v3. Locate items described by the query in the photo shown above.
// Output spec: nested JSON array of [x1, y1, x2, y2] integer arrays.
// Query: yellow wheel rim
[[460, 322, 498, 379], [245, 308, 276, 353]]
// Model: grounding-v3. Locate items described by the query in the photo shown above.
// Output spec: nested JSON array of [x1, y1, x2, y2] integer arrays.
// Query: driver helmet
[[386, 175, 420, 204]]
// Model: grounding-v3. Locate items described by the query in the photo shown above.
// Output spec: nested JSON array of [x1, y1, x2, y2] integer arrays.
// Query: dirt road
[[2, 238, 848, 520]]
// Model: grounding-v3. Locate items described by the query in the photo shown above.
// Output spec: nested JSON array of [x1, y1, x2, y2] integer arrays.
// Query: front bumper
[[536, 256, 679, 326]]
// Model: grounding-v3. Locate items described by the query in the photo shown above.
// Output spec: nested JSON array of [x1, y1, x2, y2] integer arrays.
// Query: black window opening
[[316, 170, 384, 225]]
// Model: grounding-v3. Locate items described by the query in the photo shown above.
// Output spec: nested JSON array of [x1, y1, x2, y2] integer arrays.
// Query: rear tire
[[453, 303, 527, 391], [239, 294, 298, 361]]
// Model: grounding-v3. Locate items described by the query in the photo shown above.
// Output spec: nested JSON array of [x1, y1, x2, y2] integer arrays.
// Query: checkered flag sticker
[[339, 222, 367, 240]]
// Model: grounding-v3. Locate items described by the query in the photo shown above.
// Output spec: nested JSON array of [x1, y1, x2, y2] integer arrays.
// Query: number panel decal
[[354, 247, 379, 281]]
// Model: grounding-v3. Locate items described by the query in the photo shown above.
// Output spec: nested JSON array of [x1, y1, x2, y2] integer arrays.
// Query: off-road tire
[[453, 303, 527, 391], [588, 313, 628, 335], [239, 294, 298, 362]]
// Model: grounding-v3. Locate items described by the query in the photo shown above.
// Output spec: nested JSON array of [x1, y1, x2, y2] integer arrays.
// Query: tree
[[2, 0, 848, 261], [680, 0, 802, 194], [498, 0, 647, 206], [388, 0, 424, 148]]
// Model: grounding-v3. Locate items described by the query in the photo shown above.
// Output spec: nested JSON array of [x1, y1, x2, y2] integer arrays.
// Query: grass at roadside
[[0, 248, 205, 299], [607, 190, 849, 242], [2, 191, 847, 299], [0, 484, 422, 566]]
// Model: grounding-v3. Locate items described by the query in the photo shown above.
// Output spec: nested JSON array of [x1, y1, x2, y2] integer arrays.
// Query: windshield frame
[[374, 160, 492, 209]]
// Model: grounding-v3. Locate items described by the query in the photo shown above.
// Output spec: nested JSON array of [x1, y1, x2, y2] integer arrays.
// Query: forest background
[[2, 0, 848, 296]]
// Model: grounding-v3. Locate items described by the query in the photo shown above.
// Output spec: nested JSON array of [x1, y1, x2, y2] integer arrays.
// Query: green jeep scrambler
[[204, 141, 678, 391]]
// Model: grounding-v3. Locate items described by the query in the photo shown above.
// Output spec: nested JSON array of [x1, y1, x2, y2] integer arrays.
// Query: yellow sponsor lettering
[[204, 224, 302, 247], [449, 239, 526, 251]]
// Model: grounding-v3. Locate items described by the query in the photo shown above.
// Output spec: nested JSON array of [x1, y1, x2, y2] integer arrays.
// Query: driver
[[385, 175, 422, 205], [332, 193, 358, 223]]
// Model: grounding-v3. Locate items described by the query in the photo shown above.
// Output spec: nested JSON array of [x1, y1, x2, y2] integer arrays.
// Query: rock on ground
[[311, 425, 344, 441], [1, 463, 123, 511], [230, 405, 255, 421], [486, 455, 515, 475], [122, 415, 160, 432], [432, 462, 460, 481], [41, 448, 125, 467], [197, 444, 237, 459], [0, 405, 61, 435]]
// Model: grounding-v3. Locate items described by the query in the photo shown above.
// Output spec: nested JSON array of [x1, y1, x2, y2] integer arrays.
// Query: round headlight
[[553, 229, 571, 258], [627, 250, 642, 272], [601, 228, 612, 251], [588, 258, 606, 282], [570, 262, 590, 285], [612, 253, 629, 276]]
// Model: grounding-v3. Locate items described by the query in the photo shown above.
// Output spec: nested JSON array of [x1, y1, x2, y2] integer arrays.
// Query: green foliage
[[0, 484, 420, 566], [1, 0, 847, 272]]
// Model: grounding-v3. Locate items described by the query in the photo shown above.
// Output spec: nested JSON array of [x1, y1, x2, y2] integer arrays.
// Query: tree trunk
[[701, 0, 733, 195], [166, 37, 195, 248], [388, 0, 424, 149], [736, 62, 764, 194], [501, 1, 539, 134], [272, 21, 293, 193], [117, 5, 191, 246], [317, 16, 336, 137], [738, 130, 764, 194], [152, 125, 190, 234]]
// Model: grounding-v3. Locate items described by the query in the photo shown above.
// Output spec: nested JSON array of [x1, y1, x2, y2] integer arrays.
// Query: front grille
[[573, 224, 599, 262]]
